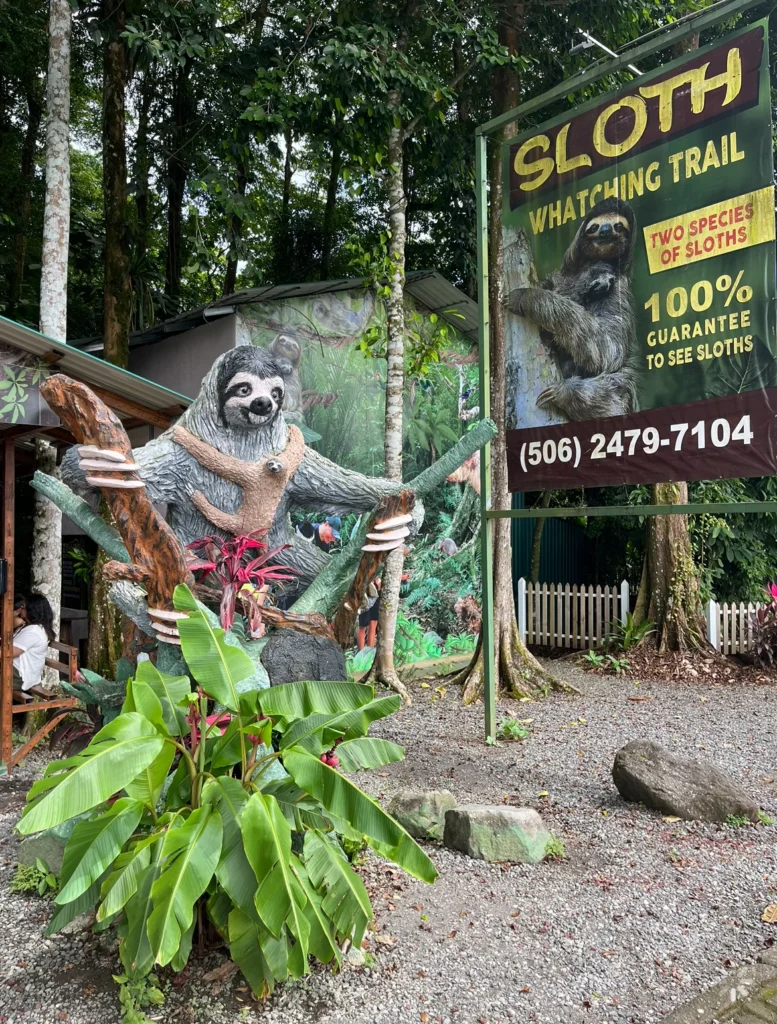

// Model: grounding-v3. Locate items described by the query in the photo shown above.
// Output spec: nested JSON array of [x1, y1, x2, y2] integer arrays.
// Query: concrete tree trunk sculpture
[[35, 0, 71, 684]]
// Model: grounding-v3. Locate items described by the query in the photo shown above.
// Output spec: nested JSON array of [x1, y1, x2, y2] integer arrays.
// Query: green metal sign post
[[475, 0, 777, 742]]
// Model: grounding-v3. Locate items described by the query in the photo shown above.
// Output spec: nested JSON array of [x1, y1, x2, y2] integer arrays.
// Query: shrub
[[17, 585, 436, 1000], [10, 859, 57, 896], [751, 583, 777, 666]]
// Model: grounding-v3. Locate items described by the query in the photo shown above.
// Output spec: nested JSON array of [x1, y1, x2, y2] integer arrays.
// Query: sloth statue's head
[[215, 346, 293, 430], [577, 198, 635, 268]]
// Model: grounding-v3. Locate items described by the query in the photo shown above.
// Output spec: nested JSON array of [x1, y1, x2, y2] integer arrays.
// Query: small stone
[[388, 790, 457, 841], [443, 805, 552, 863], [612, 739, 759, 822]]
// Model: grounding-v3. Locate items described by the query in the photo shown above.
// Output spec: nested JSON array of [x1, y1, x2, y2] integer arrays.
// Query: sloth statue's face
[[220, 372, 285, 429], [582, 212, 632, 262]]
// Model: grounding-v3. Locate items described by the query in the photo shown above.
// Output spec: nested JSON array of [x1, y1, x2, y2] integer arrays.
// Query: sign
[[503, 21, 776, 491]]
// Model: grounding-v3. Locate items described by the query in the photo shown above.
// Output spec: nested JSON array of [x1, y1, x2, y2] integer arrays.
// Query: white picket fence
[[705, 598, 764, 654], [516, 578, 629, 650]]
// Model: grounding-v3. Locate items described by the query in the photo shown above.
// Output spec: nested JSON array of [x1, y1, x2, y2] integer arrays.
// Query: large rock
[[388, 790, 457, 841], [261, 631, 347, 685], [612, 739, 759, 822], [443, 805, 552, 863], [17, 816, 84, 875]]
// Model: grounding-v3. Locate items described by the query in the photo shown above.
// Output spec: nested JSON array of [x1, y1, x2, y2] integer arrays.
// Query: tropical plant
[[606, 655, 630, 675], [187, 530, 297, 632], [751, 583, 777, 666], [10, 858, 58, 896], [495, 717, 529, 742], [581, 650, 605, 669], [606, 613, 655, 652], [16, 584, 436, 999], [51, 662, 133, 755]]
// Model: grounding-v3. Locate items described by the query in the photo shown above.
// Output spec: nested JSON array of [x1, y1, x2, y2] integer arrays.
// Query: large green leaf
[[174, 584, 253, 712], [303, 830, 371, 947], [124, 743, 175, 808], [291, 857, 341, 965], [279, 695, 401, 753], [98, 836, 158, 921], [241, 792, 309, 957], [147, 807, 223, 967], [203, 777, 258, 919], [120, 841, 165, 976], [47, 876, 105, 936], [208, 718, 243, 771], [123, 678, 166, 734], [57, 798, 143, 905], [284, 749, 437, 884], [335, 737, 405, 772], [261, 778, 331, 832], [18, 714, 166, 835], [134, 661, 190, 736], [258, 680, 375, 729], [228, 907, 276, 998]]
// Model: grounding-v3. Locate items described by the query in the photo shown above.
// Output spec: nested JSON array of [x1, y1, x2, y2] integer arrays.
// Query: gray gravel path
[[2, 662, 777, 1024]]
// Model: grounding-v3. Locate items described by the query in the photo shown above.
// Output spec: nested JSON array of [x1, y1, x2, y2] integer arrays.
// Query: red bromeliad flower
[[768, 582, 777, 603], [186, 530, 298, 631]]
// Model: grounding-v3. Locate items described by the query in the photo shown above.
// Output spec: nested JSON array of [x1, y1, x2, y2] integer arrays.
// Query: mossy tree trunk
[[459, 5, 566, 704]]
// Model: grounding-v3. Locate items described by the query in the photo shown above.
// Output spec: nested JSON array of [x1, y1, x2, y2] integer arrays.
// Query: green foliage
[[16, 585, 435, 1000], [495, 717, 530, 742], [544, 835, 566, 861], [725, 814, 752, 828], [607, 614, 655, 653], [10, 859, 58, 897], [581, 650, 606, 669], [114, 973, 164, 1024], [606, 655, 630, 675], [759, 811, 774, 826]]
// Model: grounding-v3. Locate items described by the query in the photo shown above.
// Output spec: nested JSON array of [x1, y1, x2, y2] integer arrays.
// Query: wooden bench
[[11, 640, 79, 768]]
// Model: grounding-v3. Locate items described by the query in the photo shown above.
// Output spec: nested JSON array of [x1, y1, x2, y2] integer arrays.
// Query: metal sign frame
[[475, 0, 776, 740]]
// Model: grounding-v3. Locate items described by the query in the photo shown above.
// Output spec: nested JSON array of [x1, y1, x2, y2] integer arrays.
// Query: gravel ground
[[2, 661, 777, 1024]]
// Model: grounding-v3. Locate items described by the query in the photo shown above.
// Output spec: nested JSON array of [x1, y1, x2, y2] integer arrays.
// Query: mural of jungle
[[240, 287, 482, 673]]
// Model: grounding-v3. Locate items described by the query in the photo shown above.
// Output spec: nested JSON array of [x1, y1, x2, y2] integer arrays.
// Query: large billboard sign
[[503, 21, 776, 491]]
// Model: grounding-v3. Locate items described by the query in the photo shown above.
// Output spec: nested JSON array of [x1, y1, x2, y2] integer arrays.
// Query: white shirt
[[14, 624, 49, 690]]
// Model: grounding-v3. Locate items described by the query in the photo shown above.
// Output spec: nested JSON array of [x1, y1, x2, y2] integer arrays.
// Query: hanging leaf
[[57, 798, 144, 905], [174, 584, 254, 712], [124, 742, 175, 808], [278, 694, 401, 752], [284, 749, 437, 883], [133, 661, 190, 736], [120, 841, 165, 976], [147, 806, 223, 967], [227, 907, 276, 998], [18, 714, 167, 835], [303, 830, 372, 947], [335, 737, 405, 772], [98, 837, 157, 921], [203, 777, 258, 918], [240, 791, 310, 960], [259, 680, 374, 729]]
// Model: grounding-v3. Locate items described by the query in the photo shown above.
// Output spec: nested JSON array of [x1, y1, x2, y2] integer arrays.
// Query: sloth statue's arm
[[289, 446, 399, 514]]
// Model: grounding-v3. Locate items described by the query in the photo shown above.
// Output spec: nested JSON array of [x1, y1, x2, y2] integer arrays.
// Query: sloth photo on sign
[[508, 198, 640, 422]]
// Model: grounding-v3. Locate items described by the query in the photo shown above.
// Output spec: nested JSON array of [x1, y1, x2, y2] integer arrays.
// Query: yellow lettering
[[689, 48, 742, 114], [576, 188, 590, 216], [645, 162, 661, 191], [701, 139, 721, 173], [685, 146, 702, 177], [555, 123, 592, 175], [528, 206, 548, 234], [590, 184, 603, 206], [562, 197, 577, 224], [730, 131, 744, 162], [603, 178, 619, 199], [627, 168, 644, 198], [593, 96, 648, 158], [514, 135, 554, 192], [548, 201, 563, 228], [668, 151, 683, 182]]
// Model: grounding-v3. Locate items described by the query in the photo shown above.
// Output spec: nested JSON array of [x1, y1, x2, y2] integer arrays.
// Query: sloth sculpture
[[508, 197, 639, 422], [62, 346, 412, 594]]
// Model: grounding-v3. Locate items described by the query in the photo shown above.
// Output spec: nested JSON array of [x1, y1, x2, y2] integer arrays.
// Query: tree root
[[458, 621, 578, 705]]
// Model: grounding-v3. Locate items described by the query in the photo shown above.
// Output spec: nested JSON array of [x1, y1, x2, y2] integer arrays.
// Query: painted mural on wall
[[239, 287, 482, 669], [0, 344, 57, 425]]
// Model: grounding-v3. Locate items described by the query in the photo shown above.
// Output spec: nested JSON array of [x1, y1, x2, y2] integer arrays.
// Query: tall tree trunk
[[87, 544, 123, 677], [165, 63, 192, 307], [529, 491, 551, 581], [134, 71, 153, 263], [320, 137, 342, 279], [634, 32, 706, 651], [371, 94, 411, 704], [271, 124, 294, 282], [461, 4, 563, 703], [223, 163, 247, 297], [35, 0, 70, 685], [102, 0, 132, 368], [8, 83, 43, 317]]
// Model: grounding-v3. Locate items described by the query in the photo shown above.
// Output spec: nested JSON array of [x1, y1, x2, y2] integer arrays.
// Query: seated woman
[[11, 593, 56, 702]]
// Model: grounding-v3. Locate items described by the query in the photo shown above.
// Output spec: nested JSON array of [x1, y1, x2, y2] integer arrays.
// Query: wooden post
[[619, 580, 629, 624], [1, 438, 14, 770], [516, 577, 526, 644]]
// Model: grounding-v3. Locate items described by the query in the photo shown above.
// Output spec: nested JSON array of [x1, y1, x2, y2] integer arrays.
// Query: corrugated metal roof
[[73, 271, 479, 351], [0, 316, 193, 409]]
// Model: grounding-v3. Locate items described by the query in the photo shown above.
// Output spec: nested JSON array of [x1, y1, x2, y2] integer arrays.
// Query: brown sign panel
[[507, 388, 777, 490]]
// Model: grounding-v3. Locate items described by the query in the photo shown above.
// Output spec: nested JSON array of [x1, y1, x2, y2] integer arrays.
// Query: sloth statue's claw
[[78, 446, 145, 489], [361, 513, 412, 553], [148, 607, 188, 645], [507, 287, 529, 315]]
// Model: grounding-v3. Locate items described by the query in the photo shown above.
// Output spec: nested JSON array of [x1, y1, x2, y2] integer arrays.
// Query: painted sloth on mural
[[508, 198, 640, 422], [62, 345, 418, 595]]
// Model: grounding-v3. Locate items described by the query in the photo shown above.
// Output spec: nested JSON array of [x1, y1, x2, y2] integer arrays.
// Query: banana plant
[[16, 584, 436, 998]]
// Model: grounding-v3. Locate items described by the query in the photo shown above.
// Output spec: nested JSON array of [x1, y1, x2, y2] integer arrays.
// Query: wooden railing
[[517, 579, 629, 650]]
